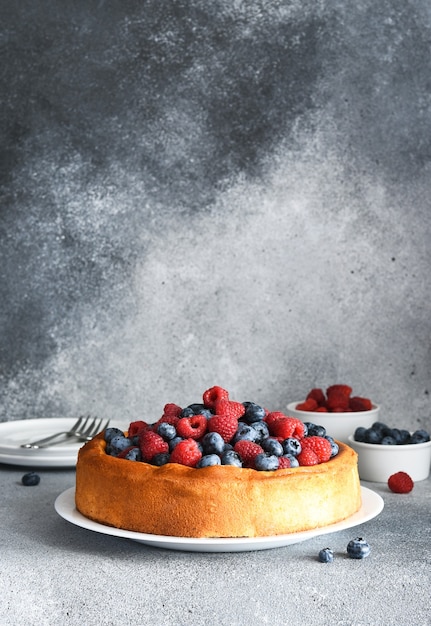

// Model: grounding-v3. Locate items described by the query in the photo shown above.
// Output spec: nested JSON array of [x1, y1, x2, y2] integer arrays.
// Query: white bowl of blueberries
[[348, 422, 431, 482]]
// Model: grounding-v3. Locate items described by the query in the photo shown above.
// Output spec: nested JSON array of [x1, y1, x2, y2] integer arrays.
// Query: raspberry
[[214, 399, 245, 420], [301, 436, 332, 462], [152, 413, 180, 432], [176, 415, 207, 440], [234, 440, 264, 468], [139, 430, 169, 462], [163, 403, 182, 417], [269, 416, 305, 440], [128, 420, 149, 438], [265, 411, 286, 428], [203, 386, 229, 409], [169, 438, 202, 467], [278, 456, 291, 469], [207, 414, 238, 443], [295, 398, 318, 411], [388, 471, 414, 494], [326, 384, 352, 398], [297, 447, 319, 466], [306, 388, 326, 406], [349, 396, 373, 411], [326, 393, 350, 411]]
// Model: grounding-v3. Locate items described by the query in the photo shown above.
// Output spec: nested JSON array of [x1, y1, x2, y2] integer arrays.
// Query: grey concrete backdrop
[[1, 0, 430, 431]]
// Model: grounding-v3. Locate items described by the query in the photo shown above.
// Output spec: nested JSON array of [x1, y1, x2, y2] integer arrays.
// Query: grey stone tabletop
[[1, 462, 429, 626]]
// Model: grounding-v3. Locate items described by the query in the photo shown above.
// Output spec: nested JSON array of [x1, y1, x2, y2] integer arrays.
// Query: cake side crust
[[75, 436, 361, 538]]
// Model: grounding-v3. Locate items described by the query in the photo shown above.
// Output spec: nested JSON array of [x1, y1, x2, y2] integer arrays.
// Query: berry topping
[[128, 421, 149, 438], [21, 472, 40, 486], [347, 537, 371, 559], [300, 436, 333, 463], [176, 415, 207, 440], [139, 430, 169, 463], [214, 399, 245, 420], [388, 471, 414, 493], [207, 414, 238, 443], [169, 438, 202, 467], [318, 547, 334, 563], [296, 447, 319, 466], [278, 456, 292, 469], [233, 440, 264, 468], [203, 386, 229, 410]]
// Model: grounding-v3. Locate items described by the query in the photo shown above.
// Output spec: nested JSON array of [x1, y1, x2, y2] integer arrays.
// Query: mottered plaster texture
[[1, 0, 430, 431]]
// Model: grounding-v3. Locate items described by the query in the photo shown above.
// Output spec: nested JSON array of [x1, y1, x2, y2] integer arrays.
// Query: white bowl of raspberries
[[287, 385, 380, 444], [348, 422, 431, 483]]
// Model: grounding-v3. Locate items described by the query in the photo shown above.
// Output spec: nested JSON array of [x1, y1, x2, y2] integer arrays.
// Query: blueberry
[[197, 454, 221, 468], [243, 402, 266, 423], [187, 403, 206, 414], [364, 428, 381, 444], [282, 454, 299, 467], [104, 427, 125, 443], [199, 409, 214, 419], [254, 453, 279, 471], [232, 423, 259, 444], [399, 429, 411, 444], [109, 435, 133, 455], [151, 452, 170, 466], [304, 422, 326, 437], [282, 437, 302, 456], [221, 450, 243, 467], [389, 428, 403, 444], [325, 435, 339, 457], [250, 420, 270, 442], [124, 447, 142, 461], [180, 407, 194, 418], [202, 432, 225, 455], [372, 422, 391, 438], [22, 472, 40, 486], [261, 437, 284, 457], [410, 429, 431, 444], [354, 426, 367, 442], [347, 537, 371, 559], [318, 548, 334, 563], [157, 422, 177, 441], [381, 435, 397, 445], [169, 436, 183, 452]]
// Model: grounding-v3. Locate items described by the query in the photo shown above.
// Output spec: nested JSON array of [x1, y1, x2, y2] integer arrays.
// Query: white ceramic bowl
[[286, 402, 380, 444], [347, 435, 431, 482]]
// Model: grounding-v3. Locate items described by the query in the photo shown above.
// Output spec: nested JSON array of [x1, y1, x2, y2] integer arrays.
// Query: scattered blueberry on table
[[318, 547, 334, 563], [347, 537, 371, 559], [21, 472, 40, 486]]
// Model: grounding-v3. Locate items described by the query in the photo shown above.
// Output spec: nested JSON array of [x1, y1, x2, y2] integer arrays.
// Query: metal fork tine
[[20, 416, 86, 448]]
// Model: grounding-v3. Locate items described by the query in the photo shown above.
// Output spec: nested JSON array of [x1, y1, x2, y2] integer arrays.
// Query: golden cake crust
[[75, 435, 361, 538]]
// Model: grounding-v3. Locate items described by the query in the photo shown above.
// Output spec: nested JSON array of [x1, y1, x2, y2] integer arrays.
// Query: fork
[[21, 415, 111, 449]]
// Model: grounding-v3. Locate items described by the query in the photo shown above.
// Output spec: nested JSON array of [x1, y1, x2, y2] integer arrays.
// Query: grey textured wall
[[1, 0, 430, 430]]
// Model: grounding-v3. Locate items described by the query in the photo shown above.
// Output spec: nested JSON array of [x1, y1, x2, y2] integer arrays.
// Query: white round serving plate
[[55, 486, 384, 553], [0, 418, 127, 468]]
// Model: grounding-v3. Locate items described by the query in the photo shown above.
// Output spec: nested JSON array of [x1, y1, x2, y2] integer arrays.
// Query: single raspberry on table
[[203, 385, 229, 410], [169, 438, 202, 467], [207, 414, 238, 443], [388, 471, 414, 493], [176, 415, 207, 440], [139, 430, 169, 462], [301, 436, 332, 463], [234, 440, 264, 468], [214, 399, 245, 420], [297, 447, 320, 466]]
